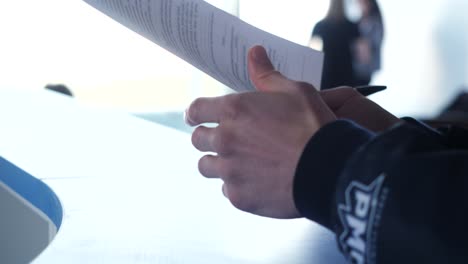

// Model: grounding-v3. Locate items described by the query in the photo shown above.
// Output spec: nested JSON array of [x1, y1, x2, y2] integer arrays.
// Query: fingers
[[198, 154, 223, 179], [248, 45, 320, 97], [185, 97, 222, 126], [202, 159, 255, 213], [186, 94, 240, 126], [320, 86, 361, 110], [198, 155, 240, 182], [192, 124, 234, 155], [248, 45, 291, 92], [295, 81, 337, 124], [191, 126, 215, 152]]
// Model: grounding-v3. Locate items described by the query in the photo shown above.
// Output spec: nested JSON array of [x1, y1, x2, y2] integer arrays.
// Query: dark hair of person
[[326, 0, 346, 20]]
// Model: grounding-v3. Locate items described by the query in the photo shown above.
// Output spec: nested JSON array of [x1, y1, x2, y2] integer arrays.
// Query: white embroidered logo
[[338, 175, 386, 264]]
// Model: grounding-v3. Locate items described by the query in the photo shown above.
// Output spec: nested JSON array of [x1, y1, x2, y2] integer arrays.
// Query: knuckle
[[338, 85, 354, 90], [218, 159, 235, 179], [339, 86, 361, 98], [347, 87, 361, 97], [190, 97, 204, 108], [223, 95, 243, 121], [295, 81, 317, 94], [294, 81, 323, 105], [258, 69, 282, 82], [254, 70, 285, 91], [212, 126, 234, 154], [337, 86, 360, 96]]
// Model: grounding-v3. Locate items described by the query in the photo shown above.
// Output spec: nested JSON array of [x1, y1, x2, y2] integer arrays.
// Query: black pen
[[355, 85, 387, 96]]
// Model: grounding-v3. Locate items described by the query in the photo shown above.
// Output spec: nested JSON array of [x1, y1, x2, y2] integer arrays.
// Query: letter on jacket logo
[[338, 176, 385, 264]]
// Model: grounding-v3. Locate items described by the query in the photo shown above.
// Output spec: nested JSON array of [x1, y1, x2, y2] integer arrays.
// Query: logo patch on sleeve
[[338, 175, 388, 264]]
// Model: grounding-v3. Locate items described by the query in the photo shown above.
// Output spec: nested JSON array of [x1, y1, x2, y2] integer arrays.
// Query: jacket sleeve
[[293, 119, 468, 264]]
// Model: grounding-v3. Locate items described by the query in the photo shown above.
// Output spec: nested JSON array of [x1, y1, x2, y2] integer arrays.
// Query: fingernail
[[222, 184, 228, 198], [252, 46, 271, 66], [184, 109, 190, 125]]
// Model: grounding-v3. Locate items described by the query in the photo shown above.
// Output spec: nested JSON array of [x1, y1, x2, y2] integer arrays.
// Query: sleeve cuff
[[293, 120, 375, 229]]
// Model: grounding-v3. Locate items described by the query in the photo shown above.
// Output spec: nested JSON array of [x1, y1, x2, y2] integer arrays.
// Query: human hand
[[249, 47, 401, 132], [249, 50, 399, 132], [186, 46, 336, 219], [320, 87, 401, 132]]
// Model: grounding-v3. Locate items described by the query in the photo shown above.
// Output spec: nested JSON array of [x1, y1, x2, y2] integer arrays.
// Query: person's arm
[[309, 37, 323, 51], [186, 45, 399, 220], [361, 16, 384, 72], [187, 45, 467, 262], [311, 21, 322, 38], [309, 22, 324, 51], [294, 118, 468, 263]]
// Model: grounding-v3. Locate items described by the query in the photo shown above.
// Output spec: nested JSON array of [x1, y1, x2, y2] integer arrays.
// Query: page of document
[[83, 0, 324, 91]]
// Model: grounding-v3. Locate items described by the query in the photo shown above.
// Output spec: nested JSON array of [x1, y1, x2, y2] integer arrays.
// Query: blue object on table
[[0, 156, 63, 264]]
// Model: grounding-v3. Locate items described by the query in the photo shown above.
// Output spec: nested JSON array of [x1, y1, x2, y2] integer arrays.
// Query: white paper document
[[83, 0, 324, 91]]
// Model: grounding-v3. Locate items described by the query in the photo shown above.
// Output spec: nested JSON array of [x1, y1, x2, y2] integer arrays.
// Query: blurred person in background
[[353, 0, 384, 85], [310, 0, 360, 89]]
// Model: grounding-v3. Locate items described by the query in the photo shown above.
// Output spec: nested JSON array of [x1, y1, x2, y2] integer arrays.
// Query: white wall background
[[373, 0, 468, 117]]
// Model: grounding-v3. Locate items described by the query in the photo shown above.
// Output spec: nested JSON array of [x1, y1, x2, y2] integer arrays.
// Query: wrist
[[293, 120, 375, 229]]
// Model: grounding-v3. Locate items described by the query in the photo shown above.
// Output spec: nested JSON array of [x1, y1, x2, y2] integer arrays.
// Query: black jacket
[[294, 119, 468, 263]]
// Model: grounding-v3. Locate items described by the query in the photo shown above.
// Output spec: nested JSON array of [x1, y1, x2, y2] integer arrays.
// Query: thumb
[[248, 45, 291, 92]]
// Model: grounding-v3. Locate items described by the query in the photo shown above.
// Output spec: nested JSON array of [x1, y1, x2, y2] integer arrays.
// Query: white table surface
[[0, 89, 346, 264]]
